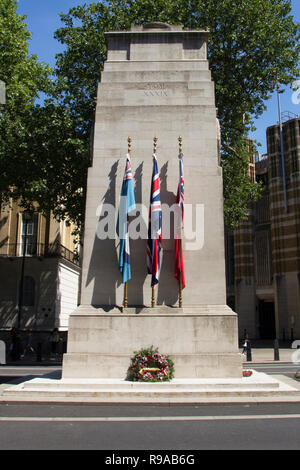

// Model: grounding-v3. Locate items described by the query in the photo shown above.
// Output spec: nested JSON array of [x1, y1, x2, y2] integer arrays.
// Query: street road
[[0, 402, 300, 450], [0, 364, 300, 450]]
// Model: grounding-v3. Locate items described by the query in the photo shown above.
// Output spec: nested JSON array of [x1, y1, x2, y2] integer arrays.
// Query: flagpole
[[151, 287, 155, 308], [124, 281, 128, 308], [179, 274, 183, 308], [123, 136, 132, 309], [151, 136, 158, 308], [178, 136, 183, 308]]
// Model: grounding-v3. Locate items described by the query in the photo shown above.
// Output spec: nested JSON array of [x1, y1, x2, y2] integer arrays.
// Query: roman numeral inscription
[[144, 83, 168, 96]]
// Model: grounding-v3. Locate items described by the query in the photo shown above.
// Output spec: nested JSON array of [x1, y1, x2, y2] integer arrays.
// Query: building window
[[270, 155, 278, 178], [255, 230, 272, 286], [20, 213, 38, 256], [267, 128, 275, 154], [291, 150, 298, 173], [21, 276, 35, 307], [289, 121, 296, 148], [249, 164, 255, 183], [283, 127, 289, 151]]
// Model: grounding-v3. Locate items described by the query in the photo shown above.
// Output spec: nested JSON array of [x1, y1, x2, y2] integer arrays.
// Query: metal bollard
[[274, 338, 280, 361], [36, 342, 42, 362], [246, 340, 252, 362], [0, 340, 6, 365]]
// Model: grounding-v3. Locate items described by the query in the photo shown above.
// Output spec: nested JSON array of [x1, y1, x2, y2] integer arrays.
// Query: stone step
[[4, 388, 294, 396], [101, 70, 212, 83], [4, 387, 299, 403], [98, 81, 214, 92], [97, 93, 214, 108], [92, 121, 217, 137], [19, 377, 280, 391], [94, 104, 217, 117], [97, 81, 214, 107], [104, 61, 210, 72], [98, 95, 214, 107], [3, 372, 299, 403], [61, 352, 243, 380]]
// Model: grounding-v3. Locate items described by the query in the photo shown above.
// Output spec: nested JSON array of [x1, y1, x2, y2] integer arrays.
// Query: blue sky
[[17, 0, 300, 154]]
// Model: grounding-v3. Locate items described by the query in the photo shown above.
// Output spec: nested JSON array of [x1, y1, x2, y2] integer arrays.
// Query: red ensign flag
[[174, 153, 185, 288]]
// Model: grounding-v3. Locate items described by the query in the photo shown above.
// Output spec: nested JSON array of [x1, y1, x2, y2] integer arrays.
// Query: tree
[[5, 103, 89, 234], [0, 0, 51, 202], [53, 0, 299, 228], [1, 1, 299, 234], [0, 0, 89, 238]]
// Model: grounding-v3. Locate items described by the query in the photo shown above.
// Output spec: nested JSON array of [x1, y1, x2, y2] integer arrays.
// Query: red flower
[[243, 370, 252, 377]]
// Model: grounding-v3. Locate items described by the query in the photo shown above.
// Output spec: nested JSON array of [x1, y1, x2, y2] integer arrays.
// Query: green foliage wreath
[[126, 346, 175, 382]]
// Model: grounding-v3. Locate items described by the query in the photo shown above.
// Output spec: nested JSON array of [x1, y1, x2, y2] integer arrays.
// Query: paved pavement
[[2, 346, 298, 366], [240, 347, 299, 364]]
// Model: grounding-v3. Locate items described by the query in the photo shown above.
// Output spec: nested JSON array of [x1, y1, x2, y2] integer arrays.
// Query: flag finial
[[178, 136, 183, 153], [153, 136, 158, 154], [127, 136, 132, 155]]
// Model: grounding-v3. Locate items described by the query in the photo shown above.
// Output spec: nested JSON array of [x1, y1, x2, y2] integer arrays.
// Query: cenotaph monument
[[62, 22, 242, 379]]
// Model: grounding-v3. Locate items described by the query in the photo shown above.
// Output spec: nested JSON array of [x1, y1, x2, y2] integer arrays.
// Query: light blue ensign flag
[[116, 154, 136, 283]]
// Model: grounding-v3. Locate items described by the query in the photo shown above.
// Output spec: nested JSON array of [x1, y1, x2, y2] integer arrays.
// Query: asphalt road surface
[[0, 364, 300, 451], [0, 402, 300, 450]]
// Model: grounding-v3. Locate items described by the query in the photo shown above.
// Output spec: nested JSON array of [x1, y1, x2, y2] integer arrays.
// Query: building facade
[[0, 200, 81, 339], [226, 116, 300, 341]]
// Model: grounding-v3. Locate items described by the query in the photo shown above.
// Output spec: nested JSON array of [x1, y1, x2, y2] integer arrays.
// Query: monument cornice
[[105, 30, 210, 38]]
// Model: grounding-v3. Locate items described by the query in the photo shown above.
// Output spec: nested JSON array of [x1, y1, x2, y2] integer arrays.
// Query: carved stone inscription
[[143, 83, 168, 97]]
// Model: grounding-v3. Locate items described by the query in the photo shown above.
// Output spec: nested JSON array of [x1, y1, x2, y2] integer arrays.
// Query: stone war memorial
[[62, 22, 242, 380], [4, 23, 299, 402]]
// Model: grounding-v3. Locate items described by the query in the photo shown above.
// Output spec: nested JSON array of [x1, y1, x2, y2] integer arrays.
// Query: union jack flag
[[116, 154, 136, 284], [174, 152, 185, 288], [147, 154, 162, 287]]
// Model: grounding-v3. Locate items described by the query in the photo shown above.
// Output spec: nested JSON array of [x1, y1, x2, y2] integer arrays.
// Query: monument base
[[62, 305, 242, 379], [3, 371, 300, 404]]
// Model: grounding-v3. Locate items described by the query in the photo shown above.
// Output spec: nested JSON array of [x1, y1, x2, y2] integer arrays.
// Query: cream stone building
[[0, 200, 81, 337]]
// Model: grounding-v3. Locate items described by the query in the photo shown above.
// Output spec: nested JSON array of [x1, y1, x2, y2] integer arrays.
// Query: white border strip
[[1, 414, 300, 422]]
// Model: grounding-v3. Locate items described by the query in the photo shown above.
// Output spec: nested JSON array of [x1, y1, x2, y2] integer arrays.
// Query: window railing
[[0, 242, 80, 266]]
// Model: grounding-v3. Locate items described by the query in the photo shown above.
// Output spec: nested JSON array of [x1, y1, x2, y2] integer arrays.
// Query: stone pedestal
[[63, 306, 241, 378], [63, 23, 242, 380]]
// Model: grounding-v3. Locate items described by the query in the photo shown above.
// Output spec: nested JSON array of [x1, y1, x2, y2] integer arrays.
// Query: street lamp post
[[17, 211, 31, 330]]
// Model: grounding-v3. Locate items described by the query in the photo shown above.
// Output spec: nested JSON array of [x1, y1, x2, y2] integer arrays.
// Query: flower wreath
[[243, 370, 253, 377], [126, 346, 175, 382]]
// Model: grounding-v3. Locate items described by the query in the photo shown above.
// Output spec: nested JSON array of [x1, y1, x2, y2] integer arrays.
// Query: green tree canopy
[[1, 0, 299, 234], [53, 0, 299, 228], [0, 0, 88, 236], [0, 0, 51, 108], [0, 0, 51, 203]]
